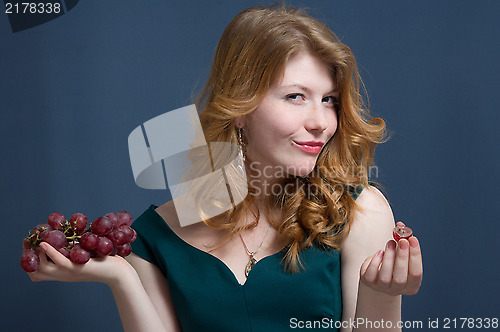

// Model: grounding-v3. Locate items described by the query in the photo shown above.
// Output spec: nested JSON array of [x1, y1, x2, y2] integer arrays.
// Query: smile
[[292, 140, 324, 154]]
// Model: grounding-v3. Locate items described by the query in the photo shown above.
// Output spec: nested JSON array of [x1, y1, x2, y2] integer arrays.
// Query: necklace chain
[[239, 224, 271, 256], [239, 224, 272, 278]]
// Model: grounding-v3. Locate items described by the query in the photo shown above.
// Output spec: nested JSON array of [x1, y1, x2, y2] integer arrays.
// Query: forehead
[[274, 52, 336, 91]]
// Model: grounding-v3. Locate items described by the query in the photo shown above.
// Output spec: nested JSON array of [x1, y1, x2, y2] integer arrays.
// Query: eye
[[285, 93, 306, 102], [322, 96, 340, 112], [322, 96, 339, 105]]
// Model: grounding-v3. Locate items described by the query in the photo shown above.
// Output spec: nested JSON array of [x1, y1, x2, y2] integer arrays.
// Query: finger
[[405, 236, 423, 295], [361, 250, 384, 284], [39, 242, 70, 267], [32, 247, 57, 280], [377, 240, 397, 288], [392, 239, 410, 292], [360, 256, 371, 276], [28, 271, 41, 282], [36, 247, 53, 267]]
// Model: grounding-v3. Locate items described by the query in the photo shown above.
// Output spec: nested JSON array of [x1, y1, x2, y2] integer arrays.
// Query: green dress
[[132, 187, 364, 332]]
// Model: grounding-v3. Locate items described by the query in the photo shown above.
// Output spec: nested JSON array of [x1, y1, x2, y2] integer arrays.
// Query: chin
[[285, 161, 317, 177]]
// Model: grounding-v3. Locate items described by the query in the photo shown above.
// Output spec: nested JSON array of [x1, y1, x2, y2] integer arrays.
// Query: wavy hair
[[195, 5, 387, 272]]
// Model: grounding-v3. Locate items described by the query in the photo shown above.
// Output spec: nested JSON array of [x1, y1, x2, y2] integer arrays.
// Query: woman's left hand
[[359, 221, 423, 296]]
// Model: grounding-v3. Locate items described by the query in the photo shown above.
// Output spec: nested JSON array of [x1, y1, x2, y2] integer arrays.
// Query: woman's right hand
[[28, 242, 136, 286]]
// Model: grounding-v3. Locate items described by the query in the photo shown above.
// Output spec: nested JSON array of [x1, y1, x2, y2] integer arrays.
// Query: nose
[[304, 103, 329, 133]]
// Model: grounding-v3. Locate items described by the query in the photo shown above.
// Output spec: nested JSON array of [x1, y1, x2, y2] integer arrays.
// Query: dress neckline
[[149, 205, 287, 287]]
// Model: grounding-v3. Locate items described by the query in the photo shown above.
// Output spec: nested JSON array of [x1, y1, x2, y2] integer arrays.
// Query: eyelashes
[[285, 93, 339, 108], [285, 93, 305, 101], [322, 96, 339, 105]]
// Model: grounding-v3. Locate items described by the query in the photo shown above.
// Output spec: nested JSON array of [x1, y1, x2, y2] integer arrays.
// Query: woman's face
[[241, 52, 339, 178]]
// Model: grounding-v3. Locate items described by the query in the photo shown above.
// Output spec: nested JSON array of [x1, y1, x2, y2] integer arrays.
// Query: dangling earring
[[236, 127, 246, 162]]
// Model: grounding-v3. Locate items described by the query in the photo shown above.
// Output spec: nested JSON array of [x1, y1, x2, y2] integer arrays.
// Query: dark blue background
[[1, 1, 499, 331]]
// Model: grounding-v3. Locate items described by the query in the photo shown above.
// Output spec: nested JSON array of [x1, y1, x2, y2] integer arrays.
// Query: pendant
[[245, 256, 257, 278]]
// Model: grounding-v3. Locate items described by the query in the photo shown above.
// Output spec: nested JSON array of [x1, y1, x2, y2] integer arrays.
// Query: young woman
[[28, 5, 423, 332]]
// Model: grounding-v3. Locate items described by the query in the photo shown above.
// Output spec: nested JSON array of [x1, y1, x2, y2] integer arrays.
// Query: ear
[[234, 115, 245, 128]]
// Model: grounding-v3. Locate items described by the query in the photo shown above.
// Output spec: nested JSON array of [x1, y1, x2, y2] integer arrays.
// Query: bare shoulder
[[155, 200, 197, 232], [353, 185, 394, 231], [343, 185, 395, 256], [155, 200, 178, 227]]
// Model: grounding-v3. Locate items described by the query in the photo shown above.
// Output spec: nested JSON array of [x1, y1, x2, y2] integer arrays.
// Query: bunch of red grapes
[[20, 211, 136, 273]]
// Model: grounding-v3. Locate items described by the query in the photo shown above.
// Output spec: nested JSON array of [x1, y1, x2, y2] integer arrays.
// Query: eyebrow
[[279, 84, 338, 95]]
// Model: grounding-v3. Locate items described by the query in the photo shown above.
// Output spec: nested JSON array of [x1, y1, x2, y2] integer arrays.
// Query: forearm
[[352, 283, 402, 332], [108, 268, 169, 332]]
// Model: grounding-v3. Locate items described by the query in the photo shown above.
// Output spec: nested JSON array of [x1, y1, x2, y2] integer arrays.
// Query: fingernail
[[39, 242, 47, 250], [399, 239, 409, 250], [409, 237, 419, 248], [387, 240, 396, 250]]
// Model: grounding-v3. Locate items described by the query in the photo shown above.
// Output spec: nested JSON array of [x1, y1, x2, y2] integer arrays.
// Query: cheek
[[250, 104, 298, 138], [267, 105, 304, 136], [272, 117, 299, 137], [249, 120, 295, 149]]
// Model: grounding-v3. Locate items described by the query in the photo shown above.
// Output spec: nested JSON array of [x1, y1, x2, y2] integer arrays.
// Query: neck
[[245, 159, 285, 202]]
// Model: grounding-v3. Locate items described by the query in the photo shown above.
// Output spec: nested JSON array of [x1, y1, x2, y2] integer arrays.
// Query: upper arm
[[340, 186, 395, 328], [126, 253, 182, 332]]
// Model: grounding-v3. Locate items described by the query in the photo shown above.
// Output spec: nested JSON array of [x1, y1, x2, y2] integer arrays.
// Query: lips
[[292, 140, 324, 154], [294, 141, 324, 147]]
